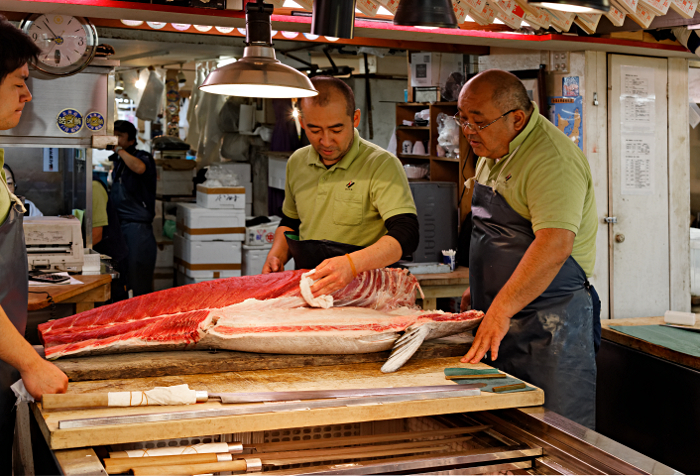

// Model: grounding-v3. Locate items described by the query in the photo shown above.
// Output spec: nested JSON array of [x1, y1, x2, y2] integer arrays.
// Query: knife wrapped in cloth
[[38, 269, 483, 372]]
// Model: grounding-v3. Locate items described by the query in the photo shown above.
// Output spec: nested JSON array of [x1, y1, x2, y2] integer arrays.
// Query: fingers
[[490, 336, 500, 361]]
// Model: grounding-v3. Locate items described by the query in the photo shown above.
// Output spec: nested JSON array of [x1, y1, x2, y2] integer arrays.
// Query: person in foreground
[[458, 69, 600, 428], [0, 15, 68, 471], [263, 76, 419, 297]]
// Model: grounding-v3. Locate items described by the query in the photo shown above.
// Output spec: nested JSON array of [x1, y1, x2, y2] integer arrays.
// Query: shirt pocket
[[333, 195, 363, 226]]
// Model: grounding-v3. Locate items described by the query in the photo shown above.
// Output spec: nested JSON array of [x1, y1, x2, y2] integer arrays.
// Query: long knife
[[43, 384, 485, 411], [661, 324, 700, 333], [58, 389, 482, 429]]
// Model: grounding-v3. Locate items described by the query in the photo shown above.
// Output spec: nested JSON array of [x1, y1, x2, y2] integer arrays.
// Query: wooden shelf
[[431, 156, 460, 163], [398, 154, 430, 160], [397, 126, 430, 130]]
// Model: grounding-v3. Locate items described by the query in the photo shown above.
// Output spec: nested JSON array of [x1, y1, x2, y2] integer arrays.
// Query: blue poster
[[547, 96, 584, 152]]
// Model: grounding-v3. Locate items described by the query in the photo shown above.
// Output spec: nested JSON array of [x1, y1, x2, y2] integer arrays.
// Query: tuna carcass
[[38, 269, 483, 372]]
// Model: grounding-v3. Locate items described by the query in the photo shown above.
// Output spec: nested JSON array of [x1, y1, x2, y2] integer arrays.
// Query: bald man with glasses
[[457, 70, 599, 428]]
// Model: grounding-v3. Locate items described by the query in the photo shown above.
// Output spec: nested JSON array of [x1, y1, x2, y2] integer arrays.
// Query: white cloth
[[11, 379, 35, 406], [299, 270, 334, 309], [107, 384, 197, 407]]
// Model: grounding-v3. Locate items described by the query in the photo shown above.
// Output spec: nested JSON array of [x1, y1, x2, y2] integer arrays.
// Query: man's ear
[[512, 110, 528, 132], [353, 109, 361, 128]]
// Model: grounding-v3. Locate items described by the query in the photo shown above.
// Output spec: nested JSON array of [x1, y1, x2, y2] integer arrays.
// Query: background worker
[[263, 76, 419, 297], [0, 16, 68, 471], [3, 163, 43, 216], [458, 70, 599, 428], [108, 120, 157, 296]]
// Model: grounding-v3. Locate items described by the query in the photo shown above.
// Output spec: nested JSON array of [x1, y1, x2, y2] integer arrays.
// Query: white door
[[608, 54, 669, 319]]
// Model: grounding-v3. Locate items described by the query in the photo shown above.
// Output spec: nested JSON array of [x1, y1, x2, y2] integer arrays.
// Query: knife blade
[[208, 384, 486, 404], [661, 324, 700, 333]]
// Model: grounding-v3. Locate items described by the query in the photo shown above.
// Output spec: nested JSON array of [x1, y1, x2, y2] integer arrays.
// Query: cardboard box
[[155, 241, 174, 267], [156, 166, 194, 196], [176, 203, 245, 241], [196, 184, 246, 209], [173, 233, 242, 265], [245, 217, 280, 246], [410, 52, 464, 89]]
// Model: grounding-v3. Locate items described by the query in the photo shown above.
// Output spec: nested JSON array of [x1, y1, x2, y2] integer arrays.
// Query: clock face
[[22, 15, 97, 76]]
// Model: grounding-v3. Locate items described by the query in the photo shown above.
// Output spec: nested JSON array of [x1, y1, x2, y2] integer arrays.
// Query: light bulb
[[135, 79, 146, 90]]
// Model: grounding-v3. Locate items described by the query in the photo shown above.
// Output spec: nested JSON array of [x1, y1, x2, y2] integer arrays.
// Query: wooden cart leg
[[13, 401, 35, 476], [75, 303, 95, 314]]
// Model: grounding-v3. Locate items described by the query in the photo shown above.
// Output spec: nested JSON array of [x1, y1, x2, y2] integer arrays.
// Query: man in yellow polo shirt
[[263, 76, 418, 297], [457, 70, 599, 428]]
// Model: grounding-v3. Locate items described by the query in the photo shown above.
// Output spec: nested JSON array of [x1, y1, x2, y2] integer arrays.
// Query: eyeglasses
[[453, 109, 517, 133]]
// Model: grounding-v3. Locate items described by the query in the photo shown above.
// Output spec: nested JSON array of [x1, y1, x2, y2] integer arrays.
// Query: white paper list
[[621, 135, 654, 195]]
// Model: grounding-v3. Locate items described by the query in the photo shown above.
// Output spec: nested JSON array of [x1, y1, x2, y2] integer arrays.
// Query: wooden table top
[[602, 316, 700, 372], [28, 274, 112, 311], [413, 266, 469, 286]]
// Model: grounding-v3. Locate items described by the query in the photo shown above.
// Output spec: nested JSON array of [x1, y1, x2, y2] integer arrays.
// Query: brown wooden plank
[[37, 358, 544, 450], [53, 341, 473, 382], [28, 275, 112, 311], [601, 316, 700, 372], [413, 266, 470, 287]]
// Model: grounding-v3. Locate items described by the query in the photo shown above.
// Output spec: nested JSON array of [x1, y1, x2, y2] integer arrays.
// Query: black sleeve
[[385, 213, 419, 257], [280, 212, 301, 231]]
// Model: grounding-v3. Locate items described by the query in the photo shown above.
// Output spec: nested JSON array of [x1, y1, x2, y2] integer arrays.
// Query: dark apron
[[285, 231, 364, 270], [469, 178, 598, 429], [110, 160, 153, 224], [0, 185, 28, 470]]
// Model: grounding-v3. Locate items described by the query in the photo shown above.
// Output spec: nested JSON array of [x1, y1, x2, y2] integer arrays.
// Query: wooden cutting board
[[34, 357, 544, 451], [51, 340, 474, 382]]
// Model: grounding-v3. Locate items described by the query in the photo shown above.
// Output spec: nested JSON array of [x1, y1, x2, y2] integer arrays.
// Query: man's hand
[[21, 359, 68, 401], [460, 287, 471, 312], [262, 254, 285, 274], [461, 310, 511, 363], [309, 255, 355, 297]]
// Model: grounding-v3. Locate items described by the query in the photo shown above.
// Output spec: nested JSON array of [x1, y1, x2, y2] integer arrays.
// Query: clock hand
[[43, 19, 60, 40]]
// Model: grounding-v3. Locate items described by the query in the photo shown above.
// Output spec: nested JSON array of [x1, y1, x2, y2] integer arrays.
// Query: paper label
[[639, 0, 670, 14], [378, 0, 400, 13], [615, 0, 639, 12], [604, 6, 626, 26], [356, 0, 380, 16], [43, 148, 59, 172], [670, 0, 698, 18], [630, 3, 655, 27], [621, 135, 654, 194], [525, 6, 553, 28], [452, 0, 470, 22]]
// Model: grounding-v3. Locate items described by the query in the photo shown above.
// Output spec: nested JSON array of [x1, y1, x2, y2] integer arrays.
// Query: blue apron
[[0, 183, 28, 471], [468, 157, 598, 428]]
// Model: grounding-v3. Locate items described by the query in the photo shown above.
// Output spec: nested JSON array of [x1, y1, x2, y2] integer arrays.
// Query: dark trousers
[[0, 361, 19, 474], [121, 221, 157, 297]]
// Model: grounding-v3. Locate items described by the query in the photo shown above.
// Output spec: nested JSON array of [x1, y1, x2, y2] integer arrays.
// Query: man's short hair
[[114, 120, 138, 142], [488, 70, 533, 114], [303, 76, 356, 118], [0, 15, 41, 85]]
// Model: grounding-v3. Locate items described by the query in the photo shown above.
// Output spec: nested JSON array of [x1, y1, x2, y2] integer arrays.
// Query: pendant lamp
[[200, 0, 317, 98], [393, 0, 459, 29], [528, 0, 609, 13], [311, 0, 356, 39]]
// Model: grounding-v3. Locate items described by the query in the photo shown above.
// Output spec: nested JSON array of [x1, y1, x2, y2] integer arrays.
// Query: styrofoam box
[[691, 228, 700, 296], [242, 244, 272, 276], [155, 242, 174, 268], [218, 162, 251, 183], [174, 233, 242, 264], [245, 203, 252, 216], [156, 167, 194, 196], [176, 270, 212, 286], [176, 203, 245, 241], [268, 157, 287, 190], [245, 217, 280, 246], [178, 264, 241, 279], [196, 184, 245, 209]]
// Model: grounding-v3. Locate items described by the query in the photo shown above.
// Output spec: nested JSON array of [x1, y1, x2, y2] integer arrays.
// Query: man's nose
[[21, 87, 32, 103]]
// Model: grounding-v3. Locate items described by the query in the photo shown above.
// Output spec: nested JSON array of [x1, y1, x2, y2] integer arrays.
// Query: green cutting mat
[[445, 368, 535, 394], [610, 325, 700, 358]]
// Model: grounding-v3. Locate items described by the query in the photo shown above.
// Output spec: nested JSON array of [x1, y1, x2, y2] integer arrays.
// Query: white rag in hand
[[300, 270, 334, 309], [11, 379, 35, 406]]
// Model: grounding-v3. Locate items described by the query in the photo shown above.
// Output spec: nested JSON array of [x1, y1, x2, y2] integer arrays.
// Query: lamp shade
[[311, 0, 356, 39], [200, 1, 318, 99], [529, 0, 609, 12], [200, 46, 317, 98], [393, 0, 459, 28]]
